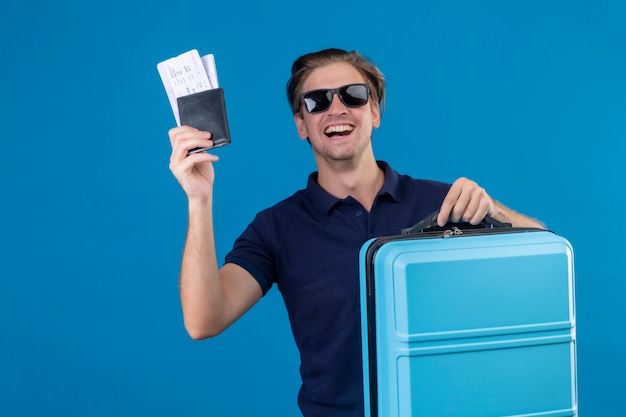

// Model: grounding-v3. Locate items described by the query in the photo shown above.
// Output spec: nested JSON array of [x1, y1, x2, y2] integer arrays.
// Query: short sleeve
[[224, 213, 276, 295]]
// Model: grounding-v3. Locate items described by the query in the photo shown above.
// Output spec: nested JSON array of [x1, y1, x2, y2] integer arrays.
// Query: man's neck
[[316, 153, 384, 212]]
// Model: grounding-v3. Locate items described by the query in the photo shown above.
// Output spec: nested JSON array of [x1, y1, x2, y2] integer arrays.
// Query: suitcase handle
[[400, 209, 512, 235]]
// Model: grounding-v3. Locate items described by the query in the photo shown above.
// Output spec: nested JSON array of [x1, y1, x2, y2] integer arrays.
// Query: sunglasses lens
[[341, 84, 369, 107], [302, 90, 331, 113]]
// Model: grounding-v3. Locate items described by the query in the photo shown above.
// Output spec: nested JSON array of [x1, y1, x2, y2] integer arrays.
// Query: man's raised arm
[[169, 126, 262, 339]]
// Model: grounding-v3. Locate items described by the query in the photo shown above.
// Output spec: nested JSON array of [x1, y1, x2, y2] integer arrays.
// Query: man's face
[[294, 62, 381, 166]]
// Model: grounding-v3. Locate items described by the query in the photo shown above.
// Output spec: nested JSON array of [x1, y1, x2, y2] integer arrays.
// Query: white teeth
[[325, 125, 354, 134]]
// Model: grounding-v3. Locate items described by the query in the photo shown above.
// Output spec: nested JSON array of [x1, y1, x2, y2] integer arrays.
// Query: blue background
[[1, 0, 624, 415]]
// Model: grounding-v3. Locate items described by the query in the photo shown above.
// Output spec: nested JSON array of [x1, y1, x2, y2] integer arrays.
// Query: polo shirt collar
[[305, 160, 401, 216]]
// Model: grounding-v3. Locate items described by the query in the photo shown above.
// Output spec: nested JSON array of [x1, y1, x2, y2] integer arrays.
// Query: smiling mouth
[[324, 125, 354, 138]]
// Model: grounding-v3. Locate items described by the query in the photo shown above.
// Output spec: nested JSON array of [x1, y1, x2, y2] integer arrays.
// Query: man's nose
[[327, 93, 347, 114]]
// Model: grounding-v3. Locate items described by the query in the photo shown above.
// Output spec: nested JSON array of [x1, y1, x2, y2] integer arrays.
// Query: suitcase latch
[[443, 226, 463, 238]]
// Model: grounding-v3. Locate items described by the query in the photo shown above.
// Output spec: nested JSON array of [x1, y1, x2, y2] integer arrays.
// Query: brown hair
[[286, 48, 386, 115]]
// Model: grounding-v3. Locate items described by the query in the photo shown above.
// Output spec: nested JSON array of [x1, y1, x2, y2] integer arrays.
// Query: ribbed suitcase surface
[[360, 228, 577, 417]]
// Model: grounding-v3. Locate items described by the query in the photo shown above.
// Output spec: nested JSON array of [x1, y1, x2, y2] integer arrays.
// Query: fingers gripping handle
[[400, 210, 512, 235]]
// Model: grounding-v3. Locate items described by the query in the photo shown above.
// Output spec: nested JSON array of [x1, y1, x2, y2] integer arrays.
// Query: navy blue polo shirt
[[225, 161, 451, 417]]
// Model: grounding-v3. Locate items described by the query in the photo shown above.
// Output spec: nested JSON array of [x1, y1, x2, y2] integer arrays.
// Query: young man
[[168, 48, 543, 417]]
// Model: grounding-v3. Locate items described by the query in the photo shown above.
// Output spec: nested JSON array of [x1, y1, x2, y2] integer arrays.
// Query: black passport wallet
[[177, 88, 232, 149]]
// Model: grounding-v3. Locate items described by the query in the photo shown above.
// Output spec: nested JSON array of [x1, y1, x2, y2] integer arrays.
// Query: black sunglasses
[[299, 83, 370, 114]]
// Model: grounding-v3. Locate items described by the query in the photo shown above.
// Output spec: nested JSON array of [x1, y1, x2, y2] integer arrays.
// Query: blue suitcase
[[360, 212, 577, 417]]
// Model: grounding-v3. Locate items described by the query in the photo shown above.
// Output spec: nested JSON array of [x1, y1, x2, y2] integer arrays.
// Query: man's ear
[[371, 102, 381, 129], [294, 112, 309, 139]]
